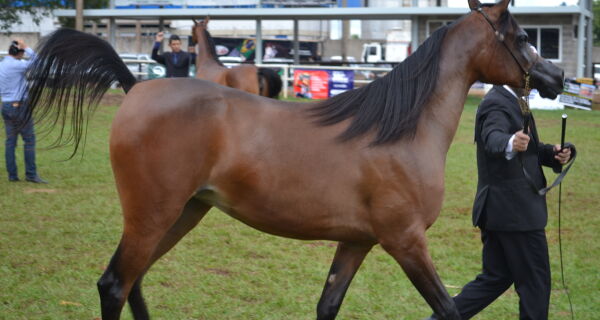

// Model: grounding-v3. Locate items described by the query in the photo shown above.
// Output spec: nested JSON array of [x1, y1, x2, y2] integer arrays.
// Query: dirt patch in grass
[[100, 91, 125, 106], [23, 188, 57, 194]]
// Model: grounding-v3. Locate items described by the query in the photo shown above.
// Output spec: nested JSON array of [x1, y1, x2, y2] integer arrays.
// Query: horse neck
[[195, 28, 220, 67], [416, 27, 480, 156]]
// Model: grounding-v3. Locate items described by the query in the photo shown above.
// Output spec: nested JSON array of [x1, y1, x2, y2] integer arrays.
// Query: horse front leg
[[374, 219, 460, 320], [316, 242, 372, 320]]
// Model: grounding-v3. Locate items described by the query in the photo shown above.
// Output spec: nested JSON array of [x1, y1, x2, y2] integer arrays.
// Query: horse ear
[[495, 0, 510, 12], [468, 0, 481, 10], [191, 18, 197, 26], [204, 16, 210, 25]]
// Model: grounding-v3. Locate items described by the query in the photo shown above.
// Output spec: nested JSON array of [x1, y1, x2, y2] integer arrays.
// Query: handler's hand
[[513, 130, 530, 152], [155, 32, 164, 42], [554, 145, 571, 164]]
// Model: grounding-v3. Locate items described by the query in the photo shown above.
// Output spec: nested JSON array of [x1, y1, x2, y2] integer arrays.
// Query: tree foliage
[[0, 0, 109, 32], [0, 0, 65, 32], [59, 0, 110, 28], [594, 0, 600, 45]]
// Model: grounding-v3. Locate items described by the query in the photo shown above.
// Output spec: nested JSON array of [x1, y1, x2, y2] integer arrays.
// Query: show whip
[[558, 113, 575, 320]]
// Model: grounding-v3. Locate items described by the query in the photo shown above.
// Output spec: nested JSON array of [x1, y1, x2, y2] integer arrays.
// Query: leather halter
[[473, 3, 535, 123], [472, 4, 531, 80]]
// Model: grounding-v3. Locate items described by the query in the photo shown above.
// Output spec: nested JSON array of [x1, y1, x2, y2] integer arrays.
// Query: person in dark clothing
[[151, 32, 195, 78], [432, 85, 572, 320]]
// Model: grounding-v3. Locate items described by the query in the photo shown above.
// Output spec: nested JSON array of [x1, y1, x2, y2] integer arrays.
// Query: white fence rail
[[121, 59, 392, 99]]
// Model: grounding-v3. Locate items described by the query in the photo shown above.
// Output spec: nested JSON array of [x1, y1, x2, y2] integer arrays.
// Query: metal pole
[[256, 18, 263, 64], [109, 18, 116, 47], [283, 64, 289, 99], [136, 20, 142, 53], [576, 10, 585, 78], [159, 18, 164, 54], [341, 0, 348, 62], [411, 0, 419, 55], [75, 0, 84, 31], [293, 19, 300, 65], [108, 0, 116, 47], [586, 0, 593, 77]]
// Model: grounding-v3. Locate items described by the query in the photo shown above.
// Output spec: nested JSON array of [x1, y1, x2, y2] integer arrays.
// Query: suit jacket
[[151, 48, 194, 78], [472, 86, 561, 231]]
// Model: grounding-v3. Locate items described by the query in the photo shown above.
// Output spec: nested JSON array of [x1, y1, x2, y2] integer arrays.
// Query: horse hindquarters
[[97, 151, 212, 319], [98, 92, 221, 318]]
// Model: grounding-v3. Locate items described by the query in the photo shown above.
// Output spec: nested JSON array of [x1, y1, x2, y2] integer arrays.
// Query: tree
[[0, 0, 109, 32], [0, 0, 65, 32], [594, 0, 600, 45], [59, 0, 109, 29]]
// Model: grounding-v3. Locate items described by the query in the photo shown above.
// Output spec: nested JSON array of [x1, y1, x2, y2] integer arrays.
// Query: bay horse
[[192, 17, 282, 98], [25, 0, 563, 319]]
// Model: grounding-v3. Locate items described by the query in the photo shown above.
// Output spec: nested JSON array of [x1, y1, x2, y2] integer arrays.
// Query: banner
[[293, 69, 354, 99], [559, 78, 594, 110]]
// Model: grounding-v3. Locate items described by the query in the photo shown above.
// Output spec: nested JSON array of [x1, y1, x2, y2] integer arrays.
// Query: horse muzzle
[[529, 60, 564, 99]]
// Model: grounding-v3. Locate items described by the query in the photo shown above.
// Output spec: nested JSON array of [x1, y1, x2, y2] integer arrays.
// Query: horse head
[[466, 0, 564, 99], [191, 16, 210, 45]]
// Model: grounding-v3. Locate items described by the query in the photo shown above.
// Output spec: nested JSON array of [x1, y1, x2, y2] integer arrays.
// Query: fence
[[122, 58, 393, 99]]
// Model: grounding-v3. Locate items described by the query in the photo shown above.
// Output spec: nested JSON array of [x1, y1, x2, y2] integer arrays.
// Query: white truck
[[361, 28, 411, 63]]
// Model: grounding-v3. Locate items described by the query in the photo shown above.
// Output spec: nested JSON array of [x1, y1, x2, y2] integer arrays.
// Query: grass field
[[1, 95, 599, 319]]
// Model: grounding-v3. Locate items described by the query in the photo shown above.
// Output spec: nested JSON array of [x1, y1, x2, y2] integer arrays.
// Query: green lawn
[[1, 96, 598, 319]]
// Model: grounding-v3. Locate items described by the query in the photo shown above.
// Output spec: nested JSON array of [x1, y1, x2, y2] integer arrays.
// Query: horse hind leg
[[97, 197, 211, 320], [127, 198, 211, 319], [316, 243, 372, 320]]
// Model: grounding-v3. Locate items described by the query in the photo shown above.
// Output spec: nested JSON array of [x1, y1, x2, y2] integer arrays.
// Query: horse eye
[[518, 35, 528, 43]]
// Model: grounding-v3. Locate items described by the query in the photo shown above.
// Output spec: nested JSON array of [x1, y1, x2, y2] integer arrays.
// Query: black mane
[[202, 28, 224, 67], [309, 26, 449, 145]]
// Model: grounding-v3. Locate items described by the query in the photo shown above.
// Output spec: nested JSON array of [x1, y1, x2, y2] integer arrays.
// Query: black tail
[[25, 28, 137, 154], [257, 67, 283, 99]]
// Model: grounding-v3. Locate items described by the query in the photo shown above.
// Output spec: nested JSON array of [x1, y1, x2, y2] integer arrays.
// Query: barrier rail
[[121, 59, 393, 99]]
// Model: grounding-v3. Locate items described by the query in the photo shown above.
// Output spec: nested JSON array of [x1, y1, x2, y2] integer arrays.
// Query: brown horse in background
[[192, 17, 282, 98], [25, 0, 563, 319]]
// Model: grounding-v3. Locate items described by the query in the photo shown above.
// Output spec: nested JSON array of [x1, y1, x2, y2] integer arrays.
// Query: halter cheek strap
[[472, 4, 531, 92]]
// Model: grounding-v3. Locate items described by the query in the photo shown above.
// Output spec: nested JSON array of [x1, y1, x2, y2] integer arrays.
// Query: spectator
[[151, 32, 195, 78], [0, 40, 47, 183]]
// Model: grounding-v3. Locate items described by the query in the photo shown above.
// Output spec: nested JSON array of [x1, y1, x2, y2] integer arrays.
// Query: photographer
[[0, 40, 47, 183]]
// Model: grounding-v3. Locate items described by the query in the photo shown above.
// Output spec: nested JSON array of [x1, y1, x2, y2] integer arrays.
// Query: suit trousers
[[453, 229, 551, 320]]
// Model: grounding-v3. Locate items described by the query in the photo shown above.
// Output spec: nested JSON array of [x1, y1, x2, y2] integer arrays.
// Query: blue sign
[[328, 70, 354, 97]]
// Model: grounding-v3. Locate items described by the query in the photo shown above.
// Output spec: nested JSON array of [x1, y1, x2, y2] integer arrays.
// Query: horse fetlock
[[98, 271, 125, 310]]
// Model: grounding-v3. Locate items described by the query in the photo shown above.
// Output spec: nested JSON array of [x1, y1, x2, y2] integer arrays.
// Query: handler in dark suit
[[151, 32, 195, 78], [450, 85, 572, 319]]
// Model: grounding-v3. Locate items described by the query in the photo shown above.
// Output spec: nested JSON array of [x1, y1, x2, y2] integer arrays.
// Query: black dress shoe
[[26, 176, 48, 184], [9, 177, 20, 182]]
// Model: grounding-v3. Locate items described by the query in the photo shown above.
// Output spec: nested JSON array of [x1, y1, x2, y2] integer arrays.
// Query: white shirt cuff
[[505, 134, 517, 160]]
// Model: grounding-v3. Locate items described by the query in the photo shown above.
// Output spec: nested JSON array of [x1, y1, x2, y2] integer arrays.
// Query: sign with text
[[559, 78, 594, 110], [293, 69, 354, 100]]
